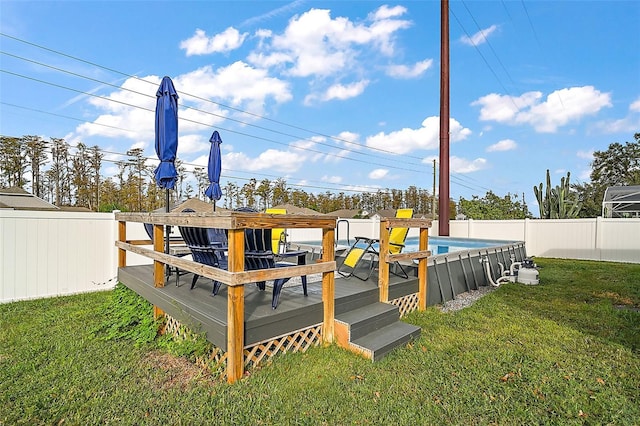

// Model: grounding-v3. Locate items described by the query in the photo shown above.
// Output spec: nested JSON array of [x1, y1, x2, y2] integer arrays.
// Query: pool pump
[[481, 256, 539, 287]]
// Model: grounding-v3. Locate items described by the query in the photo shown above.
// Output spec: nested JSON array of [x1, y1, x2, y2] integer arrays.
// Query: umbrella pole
[[165, 189, 170, 278]]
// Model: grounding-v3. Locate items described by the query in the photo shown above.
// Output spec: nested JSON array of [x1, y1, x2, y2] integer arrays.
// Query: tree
[[574, 133, 640, 217], [458, 191, 530, 219], [0, 136, 27, 188], [533, 169, 582, 219], [591, 133, 640, 187], [255, 179, 272, 210], [23, 135, 47, 197], [49, 138, 71, 206]]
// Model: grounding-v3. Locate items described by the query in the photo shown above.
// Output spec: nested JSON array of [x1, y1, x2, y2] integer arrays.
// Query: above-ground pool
[[291, 235, 528, 306]]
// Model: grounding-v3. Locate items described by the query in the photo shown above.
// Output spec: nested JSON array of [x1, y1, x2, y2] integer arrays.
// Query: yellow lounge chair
[[265, 208, 287, 253], [337, 208, 413, 281]]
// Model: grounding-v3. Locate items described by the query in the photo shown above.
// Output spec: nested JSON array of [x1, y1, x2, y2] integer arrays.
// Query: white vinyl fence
[[1, 211, 638, 304], [0, 210, 150, 304]]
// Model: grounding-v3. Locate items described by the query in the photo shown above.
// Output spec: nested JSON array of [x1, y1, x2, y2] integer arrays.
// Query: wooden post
[[322, 226, 335, 344], [152, 223, 165, 320], [227, 228, 245, 384], [153, 224, 165, 288], [118, 221, 126, 267], [378, 220, 390, 303], [418, 227, 429, 310]]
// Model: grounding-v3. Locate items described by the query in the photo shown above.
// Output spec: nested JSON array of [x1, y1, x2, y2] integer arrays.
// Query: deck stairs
[[334, 288, 421, 361]]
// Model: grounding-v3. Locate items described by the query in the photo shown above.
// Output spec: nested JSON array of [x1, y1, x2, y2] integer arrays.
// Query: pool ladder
[[336, 219, 351, 247]]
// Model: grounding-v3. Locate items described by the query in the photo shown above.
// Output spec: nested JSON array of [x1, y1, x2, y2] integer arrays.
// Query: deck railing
[[377, 218, 432, 308], [115, 211, 336, 383]]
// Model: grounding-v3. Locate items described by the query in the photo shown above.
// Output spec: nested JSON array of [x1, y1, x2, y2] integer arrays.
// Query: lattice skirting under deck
[[162, 315, 322, 374], [389, 293, 420, 318]]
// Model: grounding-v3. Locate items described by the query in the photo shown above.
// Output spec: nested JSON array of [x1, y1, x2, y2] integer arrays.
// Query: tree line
[[2, 132, 637, 217], [0, 135, 438, 215]]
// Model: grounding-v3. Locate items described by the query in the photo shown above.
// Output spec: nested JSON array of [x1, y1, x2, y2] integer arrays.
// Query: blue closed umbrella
[[154, 76, 179, 257], [154, 76, 179, 193], [204, 130, 223, 211]]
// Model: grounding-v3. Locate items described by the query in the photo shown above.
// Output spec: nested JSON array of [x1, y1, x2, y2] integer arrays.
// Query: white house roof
[[0, 188, 59, 211]]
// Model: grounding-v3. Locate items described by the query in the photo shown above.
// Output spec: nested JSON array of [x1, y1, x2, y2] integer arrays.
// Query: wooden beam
[[153, 224, 164, 288], [115, 241, 335, 286], [227, 228, 245, 384], [118, 221, 126, 267], [386, 250, 432, 263], [378, 220, 390, 303], [322, 227, 335, 344], [114, 211, 336, 230], [418, 227, 429, 310], [227, 285, 244, 384]]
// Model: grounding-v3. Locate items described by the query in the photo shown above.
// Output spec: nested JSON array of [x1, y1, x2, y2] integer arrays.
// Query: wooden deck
[[118, 264, 419, 351], [115, 211, 431, 382]]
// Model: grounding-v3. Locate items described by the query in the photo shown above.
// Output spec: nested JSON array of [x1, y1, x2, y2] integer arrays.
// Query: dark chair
[[237, 207, 309, 309], [178, 224, 228, 295], [143, 222, 189, 286]]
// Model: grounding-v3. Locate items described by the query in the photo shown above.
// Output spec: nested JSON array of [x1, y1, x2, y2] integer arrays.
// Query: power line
[[0, 76, 433, 178], [1, 49, 433, 167], [460, 0, 518, 89], [0, 32, 494, 195], [449, 5, 521, 111], [0, 32, 429, 162]]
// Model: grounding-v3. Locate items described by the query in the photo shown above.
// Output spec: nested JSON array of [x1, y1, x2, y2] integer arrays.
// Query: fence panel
[[0, 211, 120, 303]]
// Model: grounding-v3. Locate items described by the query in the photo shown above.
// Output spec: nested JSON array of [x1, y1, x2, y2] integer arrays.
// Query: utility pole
[[438, 0, 450, 235]]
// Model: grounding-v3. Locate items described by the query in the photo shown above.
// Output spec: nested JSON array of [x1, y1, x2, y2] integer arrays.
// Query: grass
[[1, 258, 638, 425]]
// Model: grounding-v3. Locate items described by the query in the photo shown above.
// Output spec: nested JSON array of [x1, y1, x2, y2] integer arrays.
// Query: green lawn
[[1, 258, 638, 425]]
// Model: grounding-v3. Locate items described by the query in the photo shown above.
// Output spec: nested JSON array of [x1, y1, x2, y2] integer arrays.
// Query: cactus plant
[[533, 170, 582, 219]]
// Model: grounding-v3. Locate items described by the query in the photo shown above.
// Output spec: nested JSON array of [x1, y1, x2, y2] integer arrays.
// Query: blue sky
[[1, 1, 639, 209]]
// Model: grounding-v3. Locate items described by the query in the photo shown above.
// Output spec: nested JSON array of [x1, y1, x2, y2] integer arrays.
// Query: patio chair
[[238, 207, 308, 309], [265, 208, 287, 253], [337, 208, 413, 281], [143, 222, 189, 286], [177, 209, 228, 294], [178, 223, 228, 295]]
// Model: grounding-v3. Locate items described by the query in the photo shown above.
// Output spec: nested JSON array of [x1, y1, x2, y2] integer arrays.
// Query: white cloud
[[385, 59, 433, 79], [472, 86, 612, 133], [334, 131, 360, 146], [177, 134, 209, 155], [592, 96, 640, 134], [240, 0, 305, 27], [369, 168, 389, 179], [486, 139, 517, 152], [174, 62, 292, 116], [248, 6, 411, 78], [370, 5, 407, 20], [75, 75, 160, 141], [180, 28, 248, 56], [460, 25, 498, 46], [306, 80, 369, 104], [224, 148, 304, 173], [366, 116, 472, 154], [576, 149, 594, 160], [449, 156, 488, 173], [321, 175, 343, 183]]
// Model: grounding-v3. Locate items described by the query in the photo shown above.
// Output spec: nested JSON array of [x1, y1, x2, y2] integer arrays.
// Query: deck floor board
[[118, 265, 418, 349]]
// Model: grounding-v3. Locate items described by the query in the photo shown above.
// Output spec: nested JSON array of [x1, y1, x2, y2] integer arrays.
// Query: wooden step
[[335, 302, 399, 341], [350, 321, 421, 362]]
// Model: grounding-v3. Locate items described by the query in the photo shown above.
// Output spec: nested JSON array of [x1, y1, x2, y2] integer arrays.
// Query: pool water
[[333, 236, 510, 256], [404, 236, 509, 255]]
